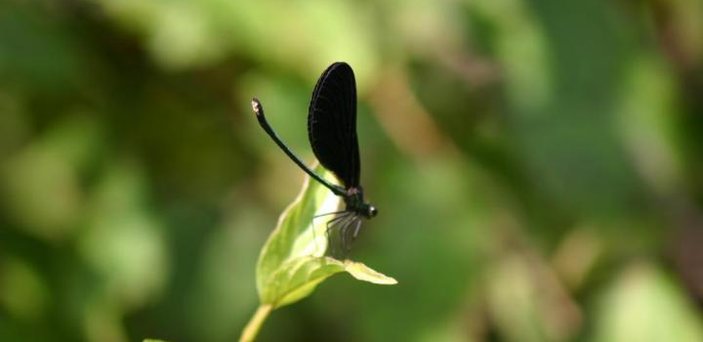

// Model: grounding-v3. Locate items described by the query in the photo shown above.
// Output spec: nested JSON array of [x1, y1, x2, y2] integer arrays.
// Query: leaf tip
[[343, 260, 398, 285]]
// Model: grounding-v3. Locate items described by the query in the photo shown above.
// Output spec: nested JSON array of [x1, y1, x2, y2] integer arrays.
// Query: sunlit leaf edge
[[255, 163, 335, 297]]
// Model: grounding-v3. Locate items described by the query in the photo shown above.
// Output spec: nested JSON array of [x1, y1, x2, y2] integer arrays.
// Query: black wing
[[308, 62, 360, 188]]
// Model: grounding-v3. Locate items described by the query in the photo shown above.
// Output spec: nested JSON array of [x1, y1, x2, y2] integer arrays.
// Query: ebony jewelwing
[[251, 62, 377, 254]]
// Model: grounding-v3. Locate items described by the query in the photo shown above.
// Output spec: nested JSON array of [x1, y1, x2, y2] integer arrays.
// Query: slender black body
[[251, 62, 376, 252]]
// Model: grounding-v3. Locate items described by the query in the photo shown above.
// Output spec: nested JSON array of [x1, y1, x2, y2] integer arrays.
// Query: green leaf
[[265, 256, 345, 307], [256, 163, 396, 309]]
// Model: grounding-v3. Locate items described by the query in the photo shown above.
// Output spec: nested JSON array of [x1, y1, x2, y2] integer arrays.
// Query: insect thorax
[[344, 187, 377, 218]]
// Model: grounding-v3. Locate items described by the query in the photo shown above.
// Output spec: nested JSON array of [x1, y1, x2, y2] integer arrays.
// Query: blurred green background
[[2, 0, 703, 341]]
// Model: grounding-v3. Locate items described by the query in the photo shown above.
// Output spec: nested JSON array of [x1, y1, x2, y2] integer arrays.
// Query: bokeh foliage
[[1, 0, 702, 341]]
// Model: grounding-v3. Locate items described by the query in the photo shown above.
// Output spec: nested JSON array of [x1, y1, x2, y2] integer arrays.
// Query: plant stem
[[240, 304, 273, 342]]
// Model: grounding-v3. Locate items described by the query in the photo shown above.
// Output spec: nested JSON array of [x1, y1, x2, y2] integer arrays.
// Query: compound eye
[[368, 206, 378, 218]]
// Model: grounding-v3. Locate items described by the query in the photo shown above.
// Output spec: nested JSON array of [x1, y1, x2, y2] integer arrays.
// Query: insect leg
[[351, 217, 362, 239], [326, 212, 355, 257]]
